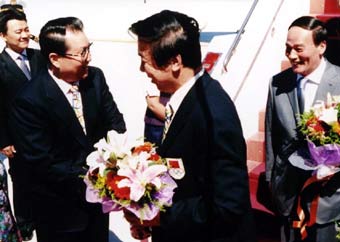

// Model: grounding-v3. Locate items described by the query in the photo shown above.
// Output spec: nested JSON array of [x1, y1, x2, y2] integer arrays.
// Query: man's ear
[[319, 40, 327, 56], [0, 32, 6, 42], [170, 54, 182, 72], [49, 53, 60, 69]]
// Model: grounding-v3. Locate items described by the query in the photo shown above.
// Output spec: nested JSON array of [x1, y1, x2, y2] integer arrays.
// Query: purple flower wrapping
[[84, 175, 122, 213], [124, 173, 177, 220], [307, 140, 340, 167], [84, 177, 102, 203], [84, 171, 177, 220]]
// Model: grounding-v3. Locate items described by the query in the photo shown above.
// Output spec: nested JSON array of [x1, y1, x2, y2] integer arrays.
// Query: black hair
[[129, 10, 201, 69], [289, 16, 328, 45], [0, 5, 26, 34], [39, 17, 83, 63]]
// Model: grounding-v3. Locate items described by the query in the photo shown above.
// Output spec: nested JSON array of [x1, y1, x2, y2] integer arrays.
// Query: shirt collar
[[168, 68, 204, 116], [5, 47, 27, 60], [298, 57, 326, 84], [48, 69, 78, 95]]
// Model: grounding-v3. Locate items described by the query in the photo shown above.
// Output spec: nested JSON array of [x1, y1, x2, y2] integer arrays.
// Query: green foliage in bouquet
[[298, 102, 340, 146]]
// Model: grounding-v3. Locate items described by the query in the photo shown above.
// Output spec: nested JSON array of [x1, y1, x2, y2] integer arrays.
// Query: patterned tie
[[18, 55, 31, 80], [162, 103, 173, 142], [69, 84, 86, 134]]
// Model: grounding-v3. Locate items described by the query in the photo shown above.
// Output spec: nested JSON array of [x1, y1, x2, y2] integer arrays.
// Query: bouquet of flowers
[[83, 130, 177, 239], [294, 93, 340, 240], [297, 93, 340, 178]]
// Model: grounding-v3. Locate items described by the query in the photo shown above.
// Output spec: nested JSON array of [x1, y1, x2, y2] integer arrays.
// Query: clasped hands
[[123, 208, 160, 227], [123, 208, 160, 240]]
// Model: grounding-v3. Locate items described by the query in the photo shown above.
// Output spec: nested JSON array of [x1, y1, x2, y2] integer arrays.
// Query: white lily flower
[[319, 107, 338, 125], [93, 130, 132, 163], [311, 100, 325, 117], [332, 95, 340, 104], [94, 138, 113, 161], [106, 130, 132, 158], [86, 150, 107, 175]]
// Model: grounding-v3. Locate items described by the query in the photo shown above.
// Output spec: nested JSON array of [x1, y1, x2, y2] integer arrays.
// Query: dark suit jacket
[[9, 66, 126, 234], [0, 48, 45, 224], [265, 61, 340, 223], [153, 72, 254, 242], [0, 48, 45, 148]]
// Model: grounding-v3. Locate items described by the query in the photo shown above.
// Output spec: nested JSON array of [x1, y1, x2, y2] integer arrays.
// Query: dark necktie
[[297, 77, 306, 113]]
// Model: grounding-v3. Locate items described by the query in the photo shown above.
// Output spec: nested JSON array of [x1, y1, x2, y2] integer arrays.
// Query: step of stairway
[[315, 13, 340, 22], [247, 160, 274, 215], [310, 0, 340, 15], [246, 131, 265, 163], [258, 109, 265, 133]]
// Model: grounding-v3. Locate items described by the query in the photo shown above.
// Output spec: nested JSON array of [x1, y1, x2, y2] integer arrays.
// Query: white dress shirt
[[167, 69, 204, 127], [298, 57, 326, 111], [48, 69, 82, 108], [5, 47, 31, 72]]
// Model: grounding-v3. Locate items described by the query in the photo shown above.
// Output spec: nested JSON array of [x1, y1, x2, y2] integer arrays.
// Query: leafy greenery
[[298, 103, 340, 146]]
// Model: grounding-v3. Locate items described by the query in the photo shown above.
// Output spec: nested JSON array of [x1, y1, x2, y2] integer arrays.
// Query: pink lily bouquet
[[84, 130, 177, 238]]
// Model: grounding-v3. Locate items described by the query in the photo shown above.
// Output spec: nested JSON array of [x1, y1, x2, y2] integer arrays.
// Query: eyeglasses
[[64, 42, 93, 59]]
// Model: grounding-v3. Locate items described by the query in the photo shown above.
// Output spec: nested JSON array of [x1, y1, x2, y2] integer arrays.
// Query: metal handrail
[[232, 0, 285, 101], [222, 0, 259, 72]]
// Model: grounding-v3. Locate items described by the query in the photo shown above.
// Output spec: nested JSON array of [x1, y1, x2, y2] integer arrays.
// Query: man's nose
[[21, 31, 30, 38], [140, 63, 145, 72], [84, 52, 92, 63], [287, 49, 298, 60]]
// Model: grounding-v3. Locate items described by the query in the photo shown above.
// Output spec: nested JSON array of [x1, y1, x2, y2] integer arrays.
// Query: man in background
[[266, 16, 340, 241], [144, 81, 170, 146], [9, 16, 126, 242], [0, 4, 45, 240]]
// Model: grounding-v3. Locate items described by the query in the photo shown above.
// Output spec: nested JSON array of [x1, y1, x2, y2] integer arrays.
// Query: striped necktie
[[162, 104, 173, 142], [69, 84, 86, 134]]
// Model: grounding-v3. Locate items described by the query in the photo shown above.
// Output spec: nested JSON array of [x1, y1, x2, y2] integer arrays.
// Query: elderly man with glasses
[[8, 16, 126, 242]]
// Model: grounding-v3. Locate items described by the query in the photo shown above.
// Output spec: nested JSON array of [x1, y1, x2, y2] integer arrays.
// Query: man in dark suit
[[265, 16, 340, 242], [9, 17, 126, 242], [0, 5, 45, 240], [127, 10, 255, 242]]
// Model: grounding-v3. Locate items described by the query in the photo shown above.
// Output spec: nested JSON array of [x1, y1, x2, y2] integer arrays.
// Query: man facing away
[[0, 5, 45, 240], [9, 16, 126, 242], [126, 10, 255, 242], [266, 16, 340, 242]]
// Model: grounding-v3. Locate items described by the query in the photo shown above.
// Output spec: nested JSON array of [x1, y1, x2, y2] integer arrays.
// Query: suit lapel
[[0, 49, 28, 81], [43, 71, 89, 148], [279, 70, 300, 123], [79, 74, 98, 138], [286, 71, 300, 116], [314, 62, 340, 102], [272, 69, 300, 128], [26, 48, 43, 77], [161, 77, 199, 151]]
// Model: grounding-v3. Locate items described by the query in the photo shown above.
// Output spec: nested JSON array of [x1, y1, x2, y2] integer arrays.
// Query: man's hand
[[146, 95, 166, 120], [123, 208, 158, 240], [123, 208, 160, 227], [0, 145, 16, 158]]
